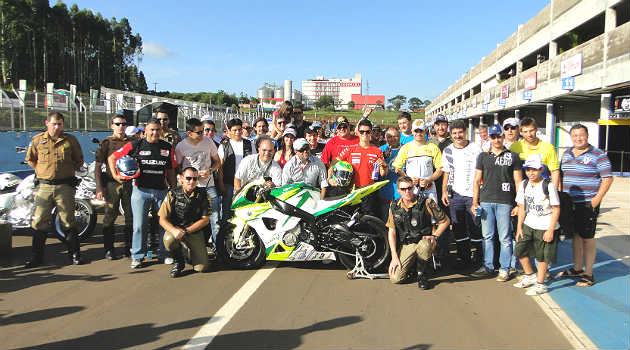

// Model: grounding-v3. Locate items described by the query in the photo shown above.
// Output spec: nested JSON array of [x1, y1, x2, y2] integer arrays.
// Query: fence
[[0, 89, 269, 132]]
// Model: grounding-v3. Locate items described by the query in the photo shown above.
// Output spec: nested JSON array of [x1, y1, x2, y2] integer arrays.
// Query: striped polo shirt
[[560, 145, 612, 203]]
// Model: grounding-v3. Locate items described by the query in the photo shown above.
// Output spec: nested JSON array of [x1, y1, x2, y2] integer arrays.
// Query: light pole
[[153, 82, 159, 93]]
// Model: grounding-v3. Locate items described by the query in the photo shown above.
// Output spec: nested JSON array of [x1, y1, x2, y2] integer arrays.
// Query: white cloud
[[143, 42, 175, 59]]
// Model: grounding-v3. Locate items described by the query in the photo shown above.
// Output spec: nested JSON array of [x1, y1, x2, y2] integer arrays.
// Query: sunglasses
[[297, 148, 309, 153], [204, 128, 215, 132], [399, 186, 413, 192], [113, 122, 127, 126], [413, 129, 424, 133], [277, 121, 287, 125], [190, 130, 204, 135], [489, 134, 503, 139], [157, 118, 169, 121], [337, 125, 348, 130], [184, 176, 198, 181], [358, 129, 372, 134], [504, 126, 518, 130]]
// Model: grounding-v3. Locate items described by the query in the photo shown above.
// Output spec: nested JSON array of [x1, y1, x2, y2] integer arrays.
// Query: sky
[[57, 0, 550, 102]]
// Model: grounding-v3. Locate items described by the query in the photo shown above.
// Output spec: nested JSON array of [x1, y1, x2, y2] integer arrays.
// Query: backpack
[[522, 178, 573, 234]]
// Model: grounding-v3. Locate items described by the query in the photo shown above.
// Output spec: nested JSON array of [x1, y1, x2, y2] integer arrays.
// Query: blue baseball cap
[[488, 123, 504, 136]]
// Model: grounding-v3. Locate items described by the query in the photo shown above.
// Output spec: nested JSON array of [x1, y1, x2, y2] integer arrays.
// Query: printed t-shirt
[[560, 145, 612, 203], [320, 136, 359, 167], [510, 139, 559, 178], [476, 149, 522, 205], [392, 141, 442, 179], [175, 136, 218, 187], [113, 139, 176, 190], [515, 179, 560, 230], [442, 142, 482, 197], [400, 132, 414, 146], [337, 144, 384, 188]]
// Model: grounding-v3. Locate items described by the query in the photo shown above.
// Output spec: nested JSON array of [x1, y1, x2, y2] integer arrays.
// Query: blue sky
[[59, 0, 549, 101]]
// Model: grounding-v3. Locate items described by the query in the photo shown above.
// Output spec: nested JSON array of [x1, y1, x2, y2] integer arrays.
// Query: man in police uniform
[[156, 108, 182, 148], [388, 176, 450, 289], [159, 167, 210, 277], [94, 114, 133, 259], [24, 112, 85, 267]]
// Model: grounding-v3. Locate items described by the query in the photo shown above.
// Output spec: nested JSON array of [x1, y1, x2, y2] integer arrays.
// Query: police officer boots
[[24, 229, 47, 268], [416, 258, 431, 290], [102, 226, 119, 260], [65, 229, 84, 265], [169, 249, 186, 278]]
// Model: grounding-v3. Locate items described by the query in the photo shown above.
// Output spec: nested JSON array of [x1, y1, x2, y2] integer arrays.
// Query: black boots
[[102, 226, 119, 260], [416, 258, 431, 290], [169, 248, 186, 278], [122, 225, 132, 258], [65, 229, 84, 265], [24, 229, 46, 268]]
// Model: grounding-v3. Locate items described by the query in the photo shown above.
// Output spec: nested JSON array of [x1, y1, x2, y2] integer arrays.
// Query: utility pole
[[153, 82, 159, 93]]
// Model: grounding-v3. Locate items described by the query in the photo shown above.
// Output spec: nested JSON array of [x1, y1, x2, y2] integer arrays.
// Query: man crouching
[[388, 176, 450, 289], [158, 167, 210, 277]]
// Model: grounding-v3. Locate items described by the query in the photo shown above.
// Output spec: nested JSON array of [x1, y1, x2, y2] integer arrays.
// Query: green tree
[[388, 95, 407, 111], [315, 95, 334, 109], [250, 97, 259, 104], [347, 100, 355, 109], [423, 99, 431, 107], [408, 97, 422, 110]]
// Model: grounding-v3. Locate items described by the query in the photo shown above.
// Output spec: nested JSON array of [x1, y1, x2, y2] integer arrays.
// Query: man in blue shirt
[[377, 126, 401, 222], [397, 112, 414, 145]]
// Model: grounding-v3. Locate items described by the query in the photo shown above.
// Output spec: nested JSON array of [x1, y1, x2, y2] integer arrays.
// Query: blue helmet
[[116, 155, 140, 180]]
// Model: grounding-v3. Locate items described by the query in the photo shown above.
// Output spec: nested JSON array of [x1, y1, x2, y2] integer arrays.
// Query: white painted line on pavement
[[535, 293, 597, 350], [182, 263, 278, 349]]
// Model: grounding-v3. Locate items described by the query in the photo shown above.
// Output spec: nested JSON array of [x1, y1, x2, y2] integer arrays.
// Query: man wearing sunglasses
[[502, 118, 520, 149], [281, 138, 328, 199], [175, 118, 221, 246], [234, 136, 281, 192], [159, 167, 210, 278], [156, 108, 182, 149], [94, 113, 134, 260], [320, 116, 359, 168]]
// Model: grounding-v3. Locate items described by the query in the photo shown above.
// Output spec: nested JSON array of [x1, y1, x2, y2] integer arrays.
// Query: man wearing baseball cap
[[502, 117, 520, 149], [392, 119, 443, 203], [472, 124, 523, 280], [320, 115, 359, 168], [305, 125, 325, 158], [281, 138, 328, 199], [428, 115, 453, 152]]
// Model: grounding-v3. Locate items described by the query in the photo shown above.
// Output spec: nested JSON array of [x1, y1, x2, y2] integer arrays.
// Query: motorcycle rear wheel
[[216, 222, 266, 269], [337, 215, 390, 273], [53, 198, 97, 243]]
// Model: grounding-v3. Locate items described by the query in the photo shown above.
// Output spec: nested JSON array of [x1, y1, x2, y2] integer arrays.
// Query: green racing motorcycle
[[216, 178, 391, 273]]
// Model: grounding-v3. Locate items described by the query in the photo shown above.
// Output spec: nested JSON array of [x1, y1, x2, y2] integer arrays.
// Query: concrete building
[[425, 0, 629, 173], [350, 94, 386, 110], [301, 73, 362, 109]]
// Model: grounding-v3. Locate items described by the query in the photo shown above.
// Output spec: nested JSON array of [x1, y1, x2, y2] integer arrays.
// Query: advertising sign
[[524, 72, 537, 90], [501, 84, 509, 98], [523, 90, 533, 100], [561, 53, 583, 78], [484, 93, 491, 104], [498, 98, 507, 106], [561, 77, 575, 91], [482, 104, 488, 111]]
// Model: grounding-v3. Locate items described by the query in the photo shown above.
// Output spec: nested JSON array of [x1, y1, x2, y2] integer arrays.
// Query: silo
[[292, 89, 302, 102], [284, 80, 292, 101], [257, 87, 265, 100], [274, 87, 284, 100]]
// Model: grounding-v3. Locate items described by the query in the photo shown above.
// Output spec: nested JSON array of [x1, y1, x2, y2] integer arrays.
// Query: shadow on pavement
[[0, 306, 85, 326], [12, 317, 212, 350], [0, 264, 116, 294]]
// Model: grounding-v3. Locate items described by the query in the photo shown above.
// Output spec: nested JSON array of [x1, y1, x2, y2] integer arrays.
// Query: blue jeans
[[205, 186, 220, 242], [131, 186, 168, 260], [221, 184, 234, 223], [480, 202, 513, 271]]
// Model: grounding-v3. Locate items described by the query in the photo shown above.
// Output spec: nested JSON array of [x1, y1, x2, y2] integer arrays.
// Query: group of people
[[23, 103, 614, 291]]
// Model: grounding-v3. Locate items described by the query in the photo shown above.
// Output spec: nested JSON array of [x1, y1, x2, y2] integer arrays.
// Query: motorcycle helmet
[[331, 161, 353, 187], [116, 155, 140, 180]]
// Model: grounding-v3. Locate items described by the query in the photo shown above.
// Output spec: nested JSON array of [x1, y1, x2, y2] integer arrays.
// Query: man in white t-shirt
[[441, 120, 483, 270], [513, 154, 560, 296], [175, 118, 221, 244], [217, 118, 257, 221], [234, 136, 282, 192]]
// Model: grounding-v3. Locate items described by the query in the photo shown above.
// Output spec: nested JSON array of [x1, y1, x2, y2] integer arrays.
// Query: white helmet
[[0, 173, 21, 191]]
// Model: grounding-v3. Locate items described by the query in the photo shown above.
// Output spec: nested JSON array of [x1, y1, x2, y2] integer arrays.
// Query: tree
[[408, 97, 422, 110], [347, 100, 355, 109], [375, 99, 382, 106], [238, 92, 249, 104], [250, 97, 259, 104], [315, 95, 334, 109], [423, 99, 431, 107], [388, 95, 407, 111]]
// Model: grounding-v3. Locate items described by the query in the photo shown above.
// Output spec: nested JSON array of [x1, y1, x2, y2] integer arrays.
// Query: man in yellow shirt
[[392, 119, 443, 203], [509, 117, 560, 188]]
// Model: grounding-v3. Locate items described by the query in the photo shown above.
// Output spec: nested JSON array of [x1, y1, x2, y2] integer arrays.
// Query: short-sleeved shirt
[[25, 132, 83, 180], [378, 144, 401, 201], [560, 145, 612, 203], [392, 141, 442, 179], [442, 142, 482, 198], [158, 187, 210, 226], [175, 136, 218, 187], [94, 135, 132, 178], [310, 142, 325, 159], [510, 139, 559, 177], [476, 149, 522, 205], [281, 155, 328, 188], [400, 132, 414, 146], [112, 139, 176, 190], [337, 144, 385, 188], [320, 136, 359, 167], [516, 179, 560, 230], [428, 136, 453, 152], [235, 154, 282, 188]]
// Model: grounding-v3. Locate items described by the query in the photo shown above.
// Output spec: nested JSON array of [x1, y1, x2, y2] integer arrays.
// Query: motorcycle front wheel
[[53, 198, 97, 243], [216, 222, 266, 269], [337, 215, 390, 273]]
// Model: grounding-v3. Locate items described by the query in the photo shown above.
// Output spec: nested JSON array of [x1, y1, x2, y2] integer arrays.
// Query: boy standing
[[513, 154, 560, 295]]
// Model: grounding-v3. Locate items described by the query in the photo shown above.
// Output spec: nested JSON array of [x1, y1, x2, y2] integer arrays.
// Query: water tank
[[258, 87, 273, 99], [292, 89, 302, 102], [274, 87, 284, 100], [284, 80, 292, 101]]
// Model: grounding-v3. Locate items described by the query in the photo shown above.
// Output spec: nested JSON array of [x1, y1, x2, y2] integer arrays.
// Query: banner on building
[[561, 53, 582, 78], [524, 72, 537, 90]]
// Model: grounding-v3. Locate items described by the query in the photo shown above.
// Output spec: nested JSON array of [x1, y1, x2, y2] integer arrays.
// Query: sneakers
[[525, 282, 548, 295], [130, 259, 143, 269], [513, 273, 536, 288], [496, 269, 510, 282], [471, 266, 493, 278]]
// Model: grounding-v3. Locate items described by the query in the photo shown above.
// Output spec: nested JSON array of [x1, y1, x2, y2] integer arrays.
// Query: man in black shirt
[[471, 124, 522, 280], [109, 119, 177, 268]]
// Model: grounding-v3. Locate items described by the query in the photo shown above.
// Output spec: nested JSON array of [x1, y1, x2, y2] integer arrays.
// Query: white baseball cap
[[502, 117, 520, 128], [125, 125, 140, 136], [523, 154, 544, 170], [411, 119, 426, 131]]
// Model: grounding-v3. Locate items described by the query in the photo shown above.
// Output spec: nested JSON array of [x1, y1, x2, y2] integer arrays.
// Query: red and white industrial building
[[301, 73, 385, 110]]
